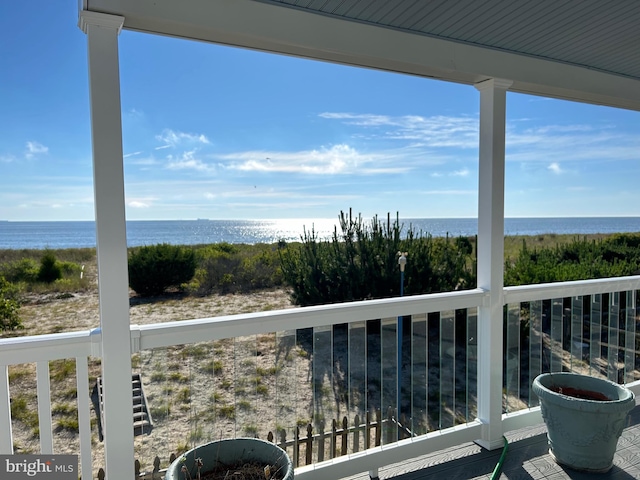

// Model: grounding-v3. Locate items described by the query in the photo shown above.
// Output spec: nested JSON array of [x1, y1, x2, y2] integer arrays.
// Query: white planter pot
[[533, 372, 635, 473]]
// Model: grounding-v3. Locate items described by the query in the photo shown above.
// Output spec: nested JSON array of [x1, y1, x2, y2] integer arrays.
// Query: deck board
[[342, 405, 640, 480]]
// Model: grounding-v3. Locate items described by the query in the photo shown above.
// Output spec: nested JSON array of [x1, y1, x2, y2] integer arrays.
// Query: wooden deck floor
[[344, 405, 640, 480]]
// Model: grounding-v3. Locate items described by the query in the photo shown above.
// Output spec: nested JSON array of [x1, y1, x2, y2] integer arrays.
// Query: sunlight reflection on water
[[2, 217, 640, 249]]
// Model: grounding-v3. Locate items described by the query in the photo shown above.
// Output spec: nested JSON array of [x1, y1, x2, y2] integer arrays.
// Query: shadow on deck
[[344, 405, 640, 480]]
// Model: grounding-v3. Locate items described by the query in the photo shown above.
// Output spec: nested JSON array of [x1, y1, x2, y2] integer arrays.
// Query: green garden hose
[[489, 436, 509, 480]]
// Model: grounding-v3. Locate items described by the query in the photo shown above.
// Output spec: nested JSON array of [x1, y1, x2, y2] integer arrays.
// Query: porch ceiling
[[82, 0, 640, 110]]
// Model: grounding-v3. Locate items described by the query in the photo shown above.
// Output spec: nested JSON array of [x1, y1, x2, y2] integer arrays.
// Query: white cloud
[[429, 168, 470, 178], [548, 162, 563, 174], [128, 201, 151, 208], [126, 108, 144, 118], [166, 150, 214, 173], [220, 144, 408, 175], [321, 112, 640, 169], [124, 151, 142, 158], [319, 112, 393, 127], [505, 120, 640, 165], [523, 124, 594, 135], [25, 141, 48, 159], [319, 112, 479, 149], [130, 156, 159, 166], [421, 189, 476, 195], [0, 154, 16, 163], [156, 129, 210, 148]]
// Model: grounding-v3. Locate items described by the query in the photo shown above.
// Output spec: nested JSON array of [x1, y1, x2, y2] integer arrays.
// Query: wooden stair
[[96, 373, 153, 438]]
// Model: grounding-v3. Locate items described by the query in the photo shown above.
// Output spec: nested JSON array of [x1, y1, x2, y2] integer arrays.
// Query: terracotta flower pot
[[533, 372, 635, 472], [165, 438, 294, 480]]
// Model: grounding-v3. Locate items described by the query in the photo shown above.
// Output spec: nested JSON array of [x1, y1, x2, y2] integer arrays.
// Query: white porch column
[[79, 11, 134, 479], [474, 78, 512, 450]]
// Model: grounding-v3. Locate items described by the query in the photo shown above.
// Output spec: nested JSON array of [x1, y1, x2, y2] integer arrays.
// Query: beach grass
[[503, 232, 614, 261]]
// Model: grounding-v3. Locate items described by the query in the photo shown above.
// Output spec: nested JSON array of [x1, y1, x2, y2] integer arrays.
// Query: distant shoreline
[[1, 217, 640, 250], [0, 231, 635, 262]]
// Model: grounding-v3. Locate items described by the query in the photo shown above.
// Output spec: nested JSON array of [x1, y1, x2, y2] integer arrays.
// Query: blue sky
[[1, 2, 639, 222]]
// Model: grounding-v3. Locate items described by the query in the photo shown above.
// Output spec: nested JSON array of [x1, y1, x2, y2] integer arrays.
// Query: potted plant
[[165, 438, 294, 480], [532, 372, 635, 473]]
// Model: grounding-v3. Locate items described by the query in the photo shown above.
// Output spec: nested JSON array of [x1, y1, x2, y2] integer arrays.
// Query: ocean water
[[0, 217, 640, 250]]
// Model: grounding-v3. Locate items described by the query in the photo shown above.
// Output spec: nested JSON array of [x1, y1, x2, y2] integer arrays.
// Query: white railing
[[0, 329, 99, 480], [2, 276, 640, 480], [132, 288, 487, 480], [501, 275, 640, 432]]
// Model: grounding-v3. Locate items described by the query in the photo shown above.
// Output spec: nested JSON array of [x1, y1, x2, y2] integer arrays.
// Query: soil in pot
[[194, 461, 284, 480], [549, 386, 611, 401]]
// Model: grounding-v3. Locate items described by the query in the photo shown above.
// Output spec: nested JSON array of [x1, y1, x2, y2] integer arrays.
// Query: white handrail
[[136, 288, 489, 351], [0, 329, 96, 366], [0, 332, 97, 472], [504, 275, 640, 304]]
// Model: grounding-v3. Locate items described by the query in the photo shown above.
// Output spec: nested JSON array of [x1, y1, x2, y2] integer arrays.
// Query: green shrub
[[57, 261, 82, 277], [0, 276, 22, 331], [190, 243, 283, 295], [504, 234, 640, 286], [1, 258, 39, 283], [128, 244, 197, 296], [0, 252, 86, 294], [280, 210, 476, 306], [38, 251, 62, 283]]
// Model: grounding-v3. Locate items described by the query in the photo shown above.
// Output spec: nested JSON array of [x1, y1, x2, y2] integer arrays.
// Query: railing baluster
[[427, 313, 439, 430], [467, 308, 478, 423], [550, 298, 563, 372], [570, 296, 583, 372], [410, 313, 427, 435], [275, 330, 296, 441], [440, 310, 455, 428], [312, 325, 333, 442], [609, 292, 620, 382], [235, 334, 258, 437], [529, 300, 542, 407], [636, 290, 640, 373], [76, 357, 92, 480], [348, 321, 366, 438], [0, 365, 12, 454], [625, 291, 636, 383], [505, 304, 520, 412], [380, 318, 397, 443], [353, 414, 360, 453], [590, 294, 602, 377], [36, 361, 53, 454]]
